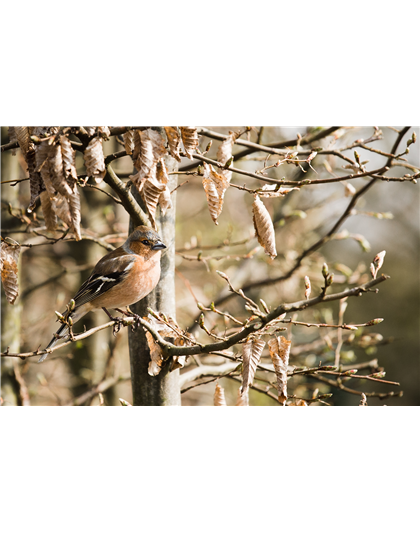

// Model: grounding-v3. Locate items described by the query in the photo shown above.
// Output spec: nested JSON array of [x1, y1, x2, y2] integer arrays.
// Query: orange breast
[[92, 252, 161, 309]]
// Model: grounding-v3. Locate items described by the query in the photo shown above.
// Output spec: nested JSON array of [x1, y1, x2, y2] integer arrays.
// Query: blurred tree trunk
[[128, 145, 180, 406], [1, 127, 22, 405]]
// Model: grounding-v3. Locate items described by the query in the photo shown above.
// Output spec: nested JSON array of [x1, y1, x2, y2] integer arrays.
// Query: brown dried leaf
[[84, 127, 97, 136], [217, 130, 239, 181], [241, 338, 265, 396], [180, 127, 199, 159], [56, 136, 81, 240], [49, 143, 73, 197], [1, 240, 21, 304], [52, 193, 72, 228], [202, 162, 229, 225], [140, 169, 166, 231], [170, 355, 188, 372], [146, 331, 164, 376], [135, 129, 167, 177], [252, 195, 277, 259], [60, 135, 78, 183], [214, 382, 227, 406], [84, 136, 106, 183], [164, 127, 181, 162], [236, 388, 248, 406], [98, 126, 111, 139], [26, 148, 45, 212], [131, 130, 142, 163], [268, 336, 291, 405], [67, 188, 82, 241], [157, 159, 172, 215], [143, 314, 192, 375], [40, 191, 57, 231], [123, 130, 135, 155], [14, 127, 31, 156]]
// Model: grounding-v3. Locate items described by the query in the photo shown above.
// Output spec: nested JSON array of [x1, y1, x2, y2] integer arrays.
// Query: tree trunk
[[128, 147, 180, 406]]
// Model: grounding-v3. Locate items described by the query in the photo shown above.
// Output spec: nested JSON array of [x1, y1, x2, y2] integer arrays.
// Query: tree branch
[[104, 165, 149, 226], [139, 275, 389, 358]]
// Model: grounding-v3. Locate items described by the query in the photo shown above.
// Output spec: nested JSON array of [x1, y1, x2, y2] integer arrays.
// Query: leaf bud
[[343, 369, 358, 376], [322, 263, 329, 278], [304, 276, 311, 300], [260, 299, 270, 313], [197, 302, 205, 311], [326, 273, 334, 286], [216, 270, 229, 281], [55, 311, 65, 321], [204, 141, 212, 153], [371, 371, 386, 379], [366, 318, 384, 326], [224, 156, 233, 168], [68, 299, 76, 312]]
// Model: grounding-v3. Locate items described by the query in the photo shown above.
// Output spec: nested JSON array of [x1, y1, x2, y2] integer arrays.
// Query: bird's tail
[[39, 316, 71, 363]]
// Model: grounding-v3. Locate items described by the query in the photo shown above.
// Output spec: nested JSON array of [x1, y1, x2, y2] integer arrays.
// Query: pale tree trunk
[[128, 146, 180, 406], [1, 127, 22, 405]]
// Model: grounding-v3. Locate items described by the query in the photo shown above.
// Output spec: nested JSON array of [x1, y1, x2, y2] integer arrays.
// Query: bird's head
[[125, 226, 166, 257]]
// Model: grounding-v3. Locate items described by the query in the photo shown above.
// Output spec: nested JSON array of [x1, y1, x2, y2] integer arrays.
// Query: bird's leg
[[102, 307, 125, 336]]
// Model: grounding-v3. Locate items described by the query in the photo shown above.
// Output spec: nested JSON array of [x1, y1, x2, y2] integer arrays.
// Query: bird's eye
[[141, 239, 150, 246]]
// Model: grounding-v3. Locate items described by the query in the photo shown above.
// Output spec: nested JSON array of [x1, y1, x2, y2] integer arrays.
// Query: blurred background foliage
[[1, 126, 419, 406]]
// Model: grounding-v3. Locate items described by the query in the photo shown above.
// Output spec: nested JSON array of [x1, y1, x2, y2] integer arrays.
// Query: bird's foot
[[102, 307, 128, 336], [115, 307, 142, 331]]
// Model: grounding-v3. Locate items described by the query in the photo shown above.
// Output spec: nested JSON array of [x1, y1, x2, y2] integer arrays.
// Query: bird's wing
[[72, 248, 136, 309]]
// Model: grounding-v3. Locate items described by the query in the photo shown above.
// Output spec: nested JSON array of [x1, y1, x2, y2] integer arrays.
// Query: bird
[[39, 225, 166, 362]]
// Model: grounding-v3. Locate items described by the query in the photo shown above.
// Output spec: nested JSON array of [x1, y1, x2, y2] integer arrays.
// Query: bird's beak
[[152, 240, 166, 250]]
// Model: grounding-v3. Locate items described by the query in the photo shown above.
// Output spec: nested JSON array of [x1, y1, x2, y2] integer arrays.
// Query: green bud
[[326, 273, 334, 286], [55, 311, 65, 321], [224, 156, 234, 168], [322, 263, 329, 278], [68, 299, 76, 311], [197, 302, 205, 311]]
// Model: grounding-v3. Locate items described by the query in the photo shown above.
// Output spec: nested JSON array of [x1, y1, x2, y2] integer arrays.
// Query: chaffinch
[[40, 225, 166, 362]]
